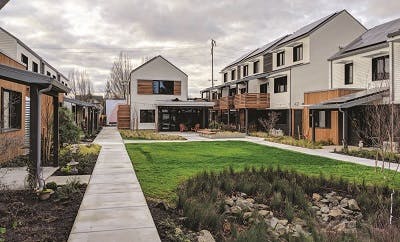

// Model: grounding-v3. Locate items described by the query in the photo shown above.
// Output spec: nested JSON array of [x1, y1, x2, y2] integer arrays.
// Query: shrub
[[55, 179, 82, 201], [119, 130, 186, 140], [59, 107, 81, 145], [45, 181, 58, 191]]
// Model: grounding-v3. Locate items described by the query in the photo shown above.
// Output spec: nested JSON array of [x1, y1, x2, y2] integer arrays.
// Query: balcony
[[212, 99, 220, 110], [234, 93, 270, 109], [219, 96, 234, 110]]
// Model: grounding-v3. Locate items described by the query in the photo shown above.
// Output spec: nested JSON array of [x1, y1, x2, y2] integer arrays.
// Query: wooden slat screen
[[174, 81, 181, 95], [117, 105, 131, 129], [137, 80, 153, 94], [263, 53, 273, 73]]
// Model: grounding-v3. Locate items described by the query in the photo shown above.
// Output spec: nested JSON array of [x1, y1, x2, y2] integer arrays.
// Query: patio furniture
[[179, 123, 187, 132], [191, 123, 200, 132]]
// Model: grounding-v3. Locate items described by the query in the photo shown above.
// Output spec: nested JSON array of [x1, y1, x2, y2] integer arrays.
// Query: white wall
[[130, 56, 188, 130], [331, 47, 390, 90], [16, 44, 41, 71], [221, 55, 264, 82], [272, 36, 311, 71], [0, 29, 17, 58]]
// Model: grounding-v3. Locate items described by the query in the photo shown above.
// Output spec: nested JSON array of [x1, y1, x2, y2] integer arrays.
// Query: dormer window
[[231, 69, 236, 80], [223, 73, 228, 82], [277, 51, 285, 67], [344, 63, 353, 85], [372, 55, 389, 81], [21, 54, 28, 70], [293, 44, 303, 62], [243, 65, 248, 77], [32, 61, 38, 73]]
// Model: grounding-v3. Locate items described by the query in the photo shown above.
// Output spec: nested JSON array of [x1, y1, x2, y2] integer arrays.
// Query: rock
[[197, 230, 215, 242], [333, 221, 347, 232], [311, 206, 320, 212], [340, 207, 353, 214], [295, 224, 307, 236], [269, 217, 279, 228], [240, 192, 247, 197], [278, 219, 288, 226], [258, 210, 271, 217], [275, 223, 286, 235], [327, 191, 337, 197], [328, 208, 343, 218], [222, 221, 231, 233], [256, 204, 268, 210], [320, 206, 330, 214], [347, 220, 357, 229], [155, 201, 168, 211], [316, 211, 322, 216], [230, 206, 242, 214], [321, 214, 330, 222], [292, 217, 307, 226], [340, 198, 349, 207], [225, 198, 234, 206], [246, 198, 255, 204], [348, 199, 360, 211], [243, 212, 253, 220], [320, 199, 330, 203], [175, 227, 183, 236], [312, 193, 322, 201]]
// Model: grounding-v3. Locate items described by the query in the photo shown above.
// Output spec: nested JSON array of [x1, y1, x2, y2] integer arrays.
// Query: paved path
[[68, 127, 160, 242], [125, 132, 399, 172]]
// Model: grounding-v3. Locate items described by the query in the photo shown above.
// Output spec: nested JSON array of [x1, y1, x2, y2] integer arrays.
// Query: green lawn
[[126, 141, 400, 202]]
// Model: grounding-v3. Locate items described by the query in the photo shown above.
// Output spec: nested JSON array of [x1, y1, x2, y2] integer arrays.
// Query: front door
[[294, 109, 303, 139]]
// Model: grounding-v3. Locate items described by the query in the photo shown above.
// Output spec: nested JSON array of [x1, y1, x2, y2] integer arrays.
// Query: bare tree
[[69, 69, 94, 101], [105, 52, 133, 99], [258, 111, 280, 134]]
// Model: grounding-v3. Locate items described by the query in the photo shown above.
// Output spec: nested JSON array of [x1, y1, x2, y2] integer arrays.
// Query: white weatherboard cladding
[[16, 44, 41, 71], [222, 55, 264, 82], [0, 29, 17, 58], [130, 56, 188, 130], [272, 36, 310, 71], [394, 42, 400, 103], [331, 47, 390, 90]]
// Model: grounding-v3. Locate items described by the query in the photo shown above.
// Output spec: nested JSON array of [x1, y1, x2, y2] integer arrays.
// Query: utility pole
[[211, 39, 216, 87]]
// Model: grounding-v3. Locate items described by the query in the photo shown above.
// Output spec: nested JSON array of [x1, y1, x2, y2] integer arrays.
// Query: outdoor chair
[[191, 123, 200, 132]]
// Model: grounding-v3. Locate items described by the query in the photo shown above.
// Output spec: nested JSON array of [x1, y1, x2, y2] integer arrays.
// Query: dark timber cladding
[[263, 53, 273, 72]]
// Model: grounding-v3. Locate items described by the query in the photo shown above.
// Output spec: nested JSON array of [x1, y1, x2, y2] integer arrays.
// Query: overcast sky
[[1, 0, 400, 97]]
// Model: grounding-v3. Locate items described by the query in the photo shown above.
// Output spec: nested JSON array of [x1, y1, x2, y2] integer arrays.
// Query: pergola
[[0, 64, 70, 188]]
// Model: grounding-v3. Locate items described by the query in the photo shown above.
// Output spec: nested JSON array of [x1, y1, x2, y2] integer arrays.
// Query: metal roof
[[330, 17, 400, 60], [64, 97, 99, 108], [130, 55, 188, 77], [155, 100, 215, 107], [0, 63, 69, 93], [308, 87, 389, 110]]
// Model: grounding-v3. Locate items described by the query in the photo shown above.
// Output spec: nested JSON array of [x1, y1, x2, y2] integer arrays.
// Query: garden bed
[[250, 132, 333, 149], [0, 182, 86, 242], [147, 168, 400, 242], [120, 130, 186, 140], [335, 148, 400, 163], [199, 131, 246, 139]]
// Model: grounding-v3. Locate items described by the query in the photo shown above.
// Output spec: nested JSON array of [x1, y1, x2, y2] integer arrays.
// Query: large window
[[229, 88, 237, 96], [223, 73, 228, 82], [274, 76, 287, 93], [1, 89, 22, 131], [231, 69, 236, 80], [309, 110, 331, 128], [153, 80, 174, 95], [344, 63, 353, 85], [277, 51, 285, 67], [372, 55, 389, 81], [21, 54, 28, 70], [140, 110, 155, 123], [293, 44, 303, 62], [243, 65, 249, 77], [260, 83, 268, 93], [253, 61, 260, 73]]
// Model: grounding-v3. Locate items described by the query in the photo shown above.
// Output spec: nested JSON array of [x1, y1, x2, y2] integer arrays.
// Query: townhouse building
[[306, 17, 400, 146], [129, 55, 213, 131], [201, 10, 366, 136]]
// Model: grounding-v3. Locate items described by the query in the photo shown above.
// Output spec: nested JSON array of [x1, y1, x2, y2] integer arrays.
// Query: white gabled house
[[129, 55, 213, 131]]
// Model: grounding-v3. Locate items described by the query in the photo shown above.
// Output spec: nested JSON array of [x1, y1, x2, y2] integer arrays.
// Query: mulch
[[0, 186, 86, 242]]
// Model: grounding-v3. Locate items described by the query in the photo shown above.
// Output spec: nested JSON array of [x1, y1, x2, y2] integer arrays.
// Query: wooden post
[[245, 108, 249, 134], [343, 109, 348, 149], [311, 110, 316, 142], [52, 95, 59, 166]]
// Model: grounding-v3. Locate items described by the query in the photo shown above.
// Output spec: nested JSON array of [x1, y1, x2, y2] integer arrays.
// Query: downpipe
[[37, 84, 53, 191], [390, 189, 395, 225]]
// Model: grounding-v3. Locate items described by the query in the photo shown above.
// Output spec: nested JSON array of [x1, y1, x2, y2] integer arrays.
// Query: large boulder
[[197, 230, 215, 242], [348, 199, 360, 211]]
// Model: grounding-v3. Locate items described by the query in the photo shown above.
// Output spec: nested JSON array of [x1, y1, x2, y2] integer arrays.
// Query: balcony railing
[[212, 99, 220, 110], [219, 96, 234, 110], [234, 93, 270, 109]]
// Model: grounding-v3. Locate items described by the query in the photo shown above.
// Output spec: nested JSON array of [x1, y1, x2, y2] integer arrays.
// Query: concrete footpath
[[68, 127, 160, 242]]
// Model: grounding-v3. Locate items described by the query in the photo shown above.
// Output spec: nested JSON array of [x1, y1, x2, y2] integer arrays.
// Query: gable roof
[[329, 17, 400, 60], [130, 55, 188, 77], [221, 35, 288, 71]]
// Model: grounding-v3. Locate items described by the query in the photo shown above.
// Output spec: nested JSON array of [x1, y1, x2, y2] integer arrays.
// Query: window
[[344, 63, 353, 85], [243, 65, 249, 77], [240, 88, 246, 94], [276, 110, 287, 125], [277, 51, 285, 67], [293, 44, 303, 62], [1, 89, 22, 131], [140, 110, 155, 123], [231, 69, 236, 80], [253, 61, 260, 73], [32, 61, 38, 73], [274, 76, 287, 93], [309, 110, 331, 128], [21, 54, 28, 70], [153, 80, 174, 95], [46, 71, 51, 76], [372, 55, 389, 81], [229, 88, 237, 96], [223, 73, 228, 82], [260, 83, 268, 93]]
